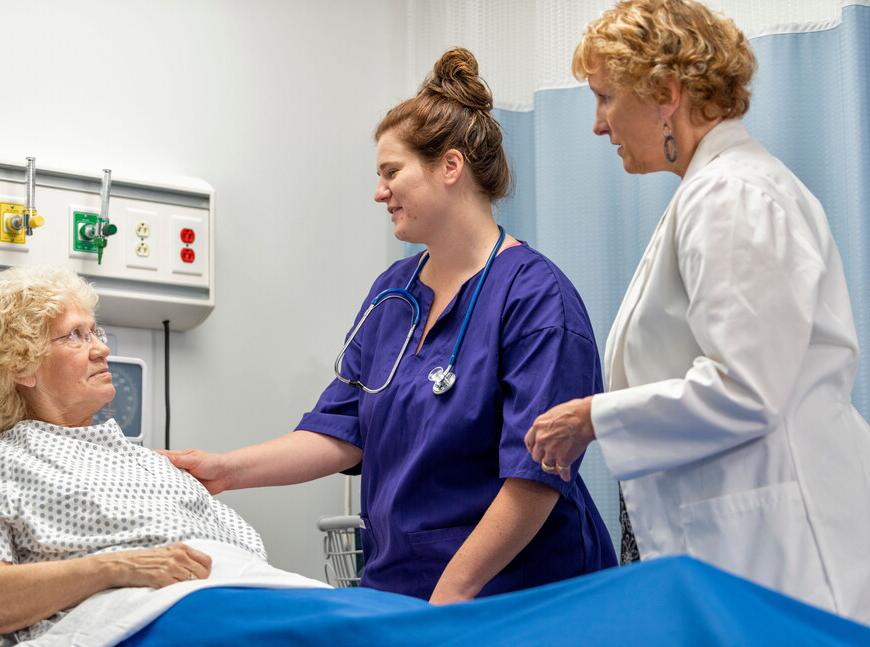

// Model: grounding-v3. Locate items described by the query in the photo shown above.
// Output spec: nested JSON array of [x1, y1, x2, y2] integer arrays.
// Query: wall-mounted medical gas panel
[[0, 159, 214, 330]]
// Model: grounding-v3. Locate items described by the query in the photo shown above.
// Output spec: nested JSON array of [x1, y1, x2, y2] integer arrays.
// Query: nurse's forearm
[[429, 478, 559, 604], [226, 431, 362, 490]]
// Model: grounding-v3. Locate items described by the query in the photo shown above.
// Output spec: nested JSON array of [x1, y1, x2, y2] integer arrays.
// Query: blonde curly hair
[[0, 266, 98, 431], [573, 0, 756, 122]]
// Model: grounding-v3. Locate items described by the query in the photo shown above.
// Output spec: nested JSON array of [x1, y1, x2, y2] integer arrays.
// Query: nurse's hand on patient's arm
[[429, 479, 559, 605], [524, 396, 595, 482], [0, 543, 211, 634], [159, 431, 361, 493]]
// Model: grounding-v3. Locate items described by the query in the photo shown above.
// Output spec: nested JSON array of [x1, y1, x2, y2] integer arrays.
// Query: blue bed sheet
[[121, 556, 870, 646]]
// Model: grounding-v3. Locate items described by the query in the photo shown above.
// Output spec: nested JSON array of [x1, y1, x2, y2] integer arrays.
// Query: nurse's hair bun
[[375, 47, 510, 201], [421, 47, 493, 112]]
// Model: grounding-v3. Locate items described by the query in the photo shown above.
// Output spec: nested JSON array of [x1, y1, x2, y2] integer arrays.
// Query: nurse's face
[[374, 130, 444, 244], [588, 67, 666, 174]]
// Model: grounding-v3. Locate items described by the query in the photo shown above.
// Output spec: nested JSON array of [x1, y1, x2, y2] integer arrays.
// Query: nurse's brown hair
[[375, 47, 511, 201]]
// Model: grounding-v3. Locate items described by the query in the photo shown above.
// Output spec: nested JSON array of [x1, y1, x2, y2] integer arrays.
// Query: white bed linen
[[20, 539, 330, 647]]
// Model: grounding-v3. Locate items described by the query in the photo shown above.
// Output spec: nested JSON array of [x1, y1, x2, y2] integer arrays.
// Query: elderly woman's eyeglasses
[[50, 326, 108, 349]]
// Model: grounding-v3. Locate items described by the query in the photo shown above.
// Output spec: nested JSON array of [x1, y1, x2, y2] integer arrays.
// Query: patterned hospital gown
[[0, 419, 266, 643]]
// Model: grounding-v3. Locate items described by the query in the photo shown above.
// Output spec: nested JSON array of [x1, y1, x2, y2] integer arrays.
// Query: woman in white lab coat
[[524, 0, 870, 624]]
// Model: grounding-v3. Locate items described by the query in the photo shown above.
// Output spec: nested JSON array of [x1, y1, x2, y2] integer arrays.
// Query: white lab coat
[[592, 119, 870, 624]]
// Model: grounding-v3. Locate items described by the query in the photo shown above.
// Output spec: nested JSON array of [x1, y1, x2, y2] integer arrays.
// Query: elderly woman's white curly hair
[[0, 266, 98, 431]]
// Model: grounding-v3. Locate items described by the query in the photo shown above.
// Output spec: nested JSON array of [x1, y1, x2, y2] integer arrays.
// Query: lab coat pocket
[[679, 481, 833, 611]]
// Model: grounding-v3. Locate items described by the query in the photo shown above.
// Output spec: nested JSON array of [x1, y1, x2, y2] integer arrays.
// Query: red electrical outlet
[[171, 214, 205, 277]]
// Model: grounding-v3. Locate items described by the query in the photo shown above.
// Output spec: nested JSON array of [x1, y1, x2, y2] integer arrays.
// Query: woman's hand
[[95, 543, 212, 589], [428, 479, 560, 605], [0, 544, 212, 634], [157, 448, 230, 494], [524, 396, 596, 482]]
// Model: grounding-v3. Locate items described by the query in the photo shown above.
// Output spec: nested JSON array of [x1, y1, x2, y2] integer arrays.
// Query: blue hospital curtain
[[408, 1, 870, 547]]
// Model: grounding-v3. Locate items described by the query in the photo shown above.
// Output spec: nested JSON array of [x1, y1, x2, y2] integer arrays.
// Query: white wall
[[1, 0, 407, 577]]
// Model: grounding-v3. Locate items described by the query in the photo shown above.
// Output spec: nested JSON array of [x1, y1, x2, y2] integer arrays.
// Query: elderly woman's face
[[588, 68, 666, 174], [28, 305, 115, 425]]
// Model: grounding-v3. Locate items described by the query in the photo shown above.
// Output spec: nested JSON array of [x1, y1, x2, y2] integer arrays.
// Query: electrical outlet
[[135, 221, 151, 238], [171, 214, 205, 276], [125, 207, 159, 271]]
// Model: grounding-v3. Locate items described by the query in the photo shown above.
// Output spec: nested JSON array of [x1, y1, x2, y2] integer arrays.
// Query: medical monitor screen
[[92, 357, 145, 442]]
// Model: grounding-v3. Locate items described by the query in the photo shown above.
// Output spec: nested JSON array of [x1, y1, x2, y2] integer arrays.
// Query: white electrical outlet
[[125, 207, 160, 271], [135, 221, 151, 238], [135, 240, 150, 257]]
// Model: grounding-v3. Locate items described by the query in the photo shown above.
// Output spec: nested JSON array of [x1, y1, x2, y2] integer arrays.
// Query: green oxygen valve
[[94, 223, 117, 264], [71, 169, 117, 264], [74, 214, 117, 264], [95, 169, 115, 265]]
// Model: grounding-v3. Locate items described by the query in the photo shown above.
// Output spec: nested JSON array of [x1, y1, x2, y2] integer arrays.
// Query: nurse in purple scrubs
[[164, 47, 616, 604]]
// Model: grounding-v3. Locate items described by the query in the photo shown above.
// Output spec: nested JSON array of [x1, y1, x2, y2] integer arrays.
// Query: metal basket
[[317, 514, 365, 587]]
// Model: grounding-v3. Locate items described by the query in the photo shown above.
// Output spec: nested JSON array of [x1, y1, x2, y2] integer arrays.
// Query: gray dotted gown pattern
[[0, 419, 267, 643]]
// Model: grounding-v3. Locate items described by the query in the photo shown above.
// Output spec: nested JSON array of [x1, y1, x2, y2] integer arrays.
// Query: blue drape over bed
[[123, 556, 870, 646]]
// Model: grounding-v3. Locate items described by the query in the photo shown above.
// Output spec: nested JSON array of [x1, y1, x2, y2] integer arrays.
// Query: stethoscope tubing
[[445, 226, 506, 370], [334, 226, 505, 395]]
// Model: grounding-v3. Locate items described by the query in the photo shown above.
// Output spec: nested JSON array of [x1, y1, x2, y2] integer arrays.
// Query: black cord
[[162, 320, 171, 450]]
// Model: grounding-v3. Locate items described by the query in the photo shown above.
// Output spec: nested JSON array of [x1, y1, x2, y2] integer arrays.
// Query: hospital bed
[[117, 556, 869, 646]]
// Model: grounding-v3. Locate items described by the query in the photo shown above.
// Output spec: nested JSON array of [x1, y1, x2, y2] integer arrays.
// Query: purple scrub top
[[297, 243, 617, 599]]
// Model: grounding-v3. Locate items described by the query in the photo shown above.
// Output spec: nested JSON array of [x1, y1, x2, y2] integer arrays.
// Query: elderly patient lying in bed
[[0, 266, 306, 644]]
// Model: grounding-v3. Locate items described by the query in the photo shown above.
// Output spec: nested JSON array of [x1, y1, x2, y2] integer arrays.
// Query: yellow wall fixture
[[1, 201, 45, 244]]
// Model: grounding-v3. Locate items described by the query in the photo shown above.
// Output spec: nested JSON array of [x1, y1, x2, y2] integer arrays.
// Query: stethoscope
[[334, 226, 506, 396]]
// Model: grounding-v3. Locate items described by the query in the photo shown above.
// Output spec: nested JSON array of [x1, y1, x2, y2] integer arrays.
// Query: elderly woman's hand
[[94, 543, 212, 589], [524, 397, 596, 482], [157, 449, 230, 495], [0, 544, 213, 634]]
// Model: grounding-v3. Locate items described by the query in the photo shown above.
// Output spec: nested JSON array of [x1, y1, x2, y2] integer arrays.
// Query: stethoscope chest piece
[[428, 366, 456, 395]]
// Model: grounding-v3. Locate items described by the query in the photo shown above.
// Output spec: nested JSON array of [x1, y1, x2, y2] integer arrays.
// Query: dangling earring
[[663, 123, 677, 163]]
